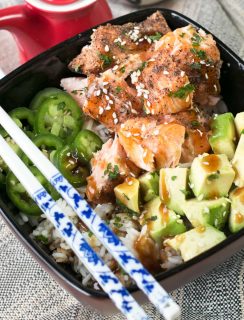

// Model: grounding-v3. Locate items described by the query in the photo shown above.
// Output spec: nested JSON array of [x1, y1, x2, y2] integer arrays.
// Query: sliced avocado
[[232, 134, 244, 187], [139, 171, 159, 202], [114, 177, 140, 213], [144, 197, 186, 243], [159, 167, 189, 215], [209, 113, 236, 160], [234, 112, 244, 137], [229, 188, 244, 233], [182, 198, 230, 230], [190, 153, 235, 199], [164, 225, 226, 262]]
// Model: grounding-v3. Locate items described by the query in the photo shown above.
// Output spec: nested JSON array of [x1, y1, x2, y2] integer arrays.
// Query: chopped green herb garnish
[[190, 48, 207, 59], [191, 120, 200, 128], [88, 231, 93, 237], [171, 176, 177, 181], [123, 193, 130, 200], [99, 54, 113, 68], [116, 42, 125, 50], [115, 86, 122, 93], [114, 216, 123, 228], [138, 61, 147, 71], [207, 173, 220, 181], [35, 235, 48, 245], [146, 215, 158, 222], [191, 33, 203, 47], [120, 66, 126, 73], [148, 32, 162, 42], [190, 62, 202, 70], [104, 163, 120, 180], [179, 32, 185, 38], [180, 189, 192, 197], [241, 129, 244, 135], [169, 83, 195, 99]]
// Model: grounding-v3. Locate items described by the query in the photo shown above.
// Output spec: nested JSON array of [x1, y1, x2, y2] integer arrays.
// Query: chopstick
[[0, 106, 181, 320], [0, 134, 148, 320]]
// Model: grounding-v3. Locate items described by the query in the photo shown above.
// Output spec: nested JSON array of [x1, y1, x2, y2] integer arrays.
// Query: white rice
[[28, 116, 183, 289]]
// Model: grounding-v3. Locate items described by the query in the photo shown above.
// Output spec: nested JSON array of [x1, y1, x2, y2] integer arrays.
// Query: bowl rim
[[0, 7, 244, 299]]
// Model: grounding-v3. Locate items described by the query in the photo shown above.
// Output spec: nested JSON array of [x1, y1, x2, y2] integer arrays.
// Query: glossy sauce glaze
[[201, 154, 221, 173], [160, 170, 170, 203], [134, 234, 161, 272]]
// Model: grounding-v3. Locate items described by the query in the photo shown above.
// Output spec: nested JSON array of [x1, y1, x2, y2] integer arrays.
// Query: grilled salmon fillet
[[118, 117, 186, 171], [153, 25, 221, 106], [69, 11, 171, 75], [158, 110, 211, 162], [86, 136, 140, 204]]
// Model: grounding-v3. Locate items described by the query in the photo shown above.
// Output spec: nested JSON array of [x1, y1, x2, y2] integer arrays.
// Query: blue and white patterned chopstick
[[0, 135, 148, 320], [0, 107, 181, 320]]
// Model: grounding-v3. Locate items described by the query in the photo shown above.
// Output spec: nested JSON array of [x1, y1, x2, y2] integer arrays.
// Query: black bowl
[[0, 8, 244, 314]]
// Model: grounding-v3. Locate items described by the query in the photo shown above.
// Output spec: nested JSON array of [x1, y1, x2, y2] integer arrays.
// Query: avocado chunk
[[232, 134, 244, 187], [229, 188, 244, 233], [114, 177, 140, 213], [139, 172, 159, 202], [164, 225, 226, 262], [144, 197, 186, 243], [209, 113, 236, 160], [182, 198, 230, 230], [190, 153, 235, 199], [159, 168, 189, 215], [234, 112, 244, 137]]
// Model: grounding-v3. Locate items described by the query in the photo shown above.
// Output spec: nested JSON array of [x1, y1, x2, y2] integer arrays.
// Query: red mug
[[0, 0, 112, 63]]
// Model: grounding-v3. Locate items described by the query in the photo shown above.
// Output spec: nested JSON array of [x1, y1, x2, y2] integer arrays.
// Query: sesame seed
[[121, 41, 126, 45], [98, 107, 104, 115], [154, 129, 159, 135], [214, 84, 218, 91], [147, 101, 151, 107], [109, 100, 113, 105], [197, 129, 203, 136], [180, 71, 185, 77], [202, 162, 209, 165], [105, 105, 111, 110], [131, 109, 138, 114], [112, 65, 119, 71], [186, 95, 190, 102], [163, 70, 169, 75], [114, 118, 119, 124], [103, 88, 108, 94], [103, 81, 109, 86], [95, 89, 101, 96], [205, 73, 209, 79], [105, 95, 110, 101], [104, 45, 109, 52], [112, 112, 117, 119]]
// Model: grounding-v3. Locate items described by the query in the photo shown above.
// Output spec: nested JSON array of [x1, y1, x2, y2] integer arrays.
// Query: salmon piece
[[69, 11, 171, 75], [82, 70, 144, 131], [139, 52, 194, 115], [118, 117, 185, 171], [153, 25, 221, 106], [86, 136, 140, 204], [158, 110, 211, 162]]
